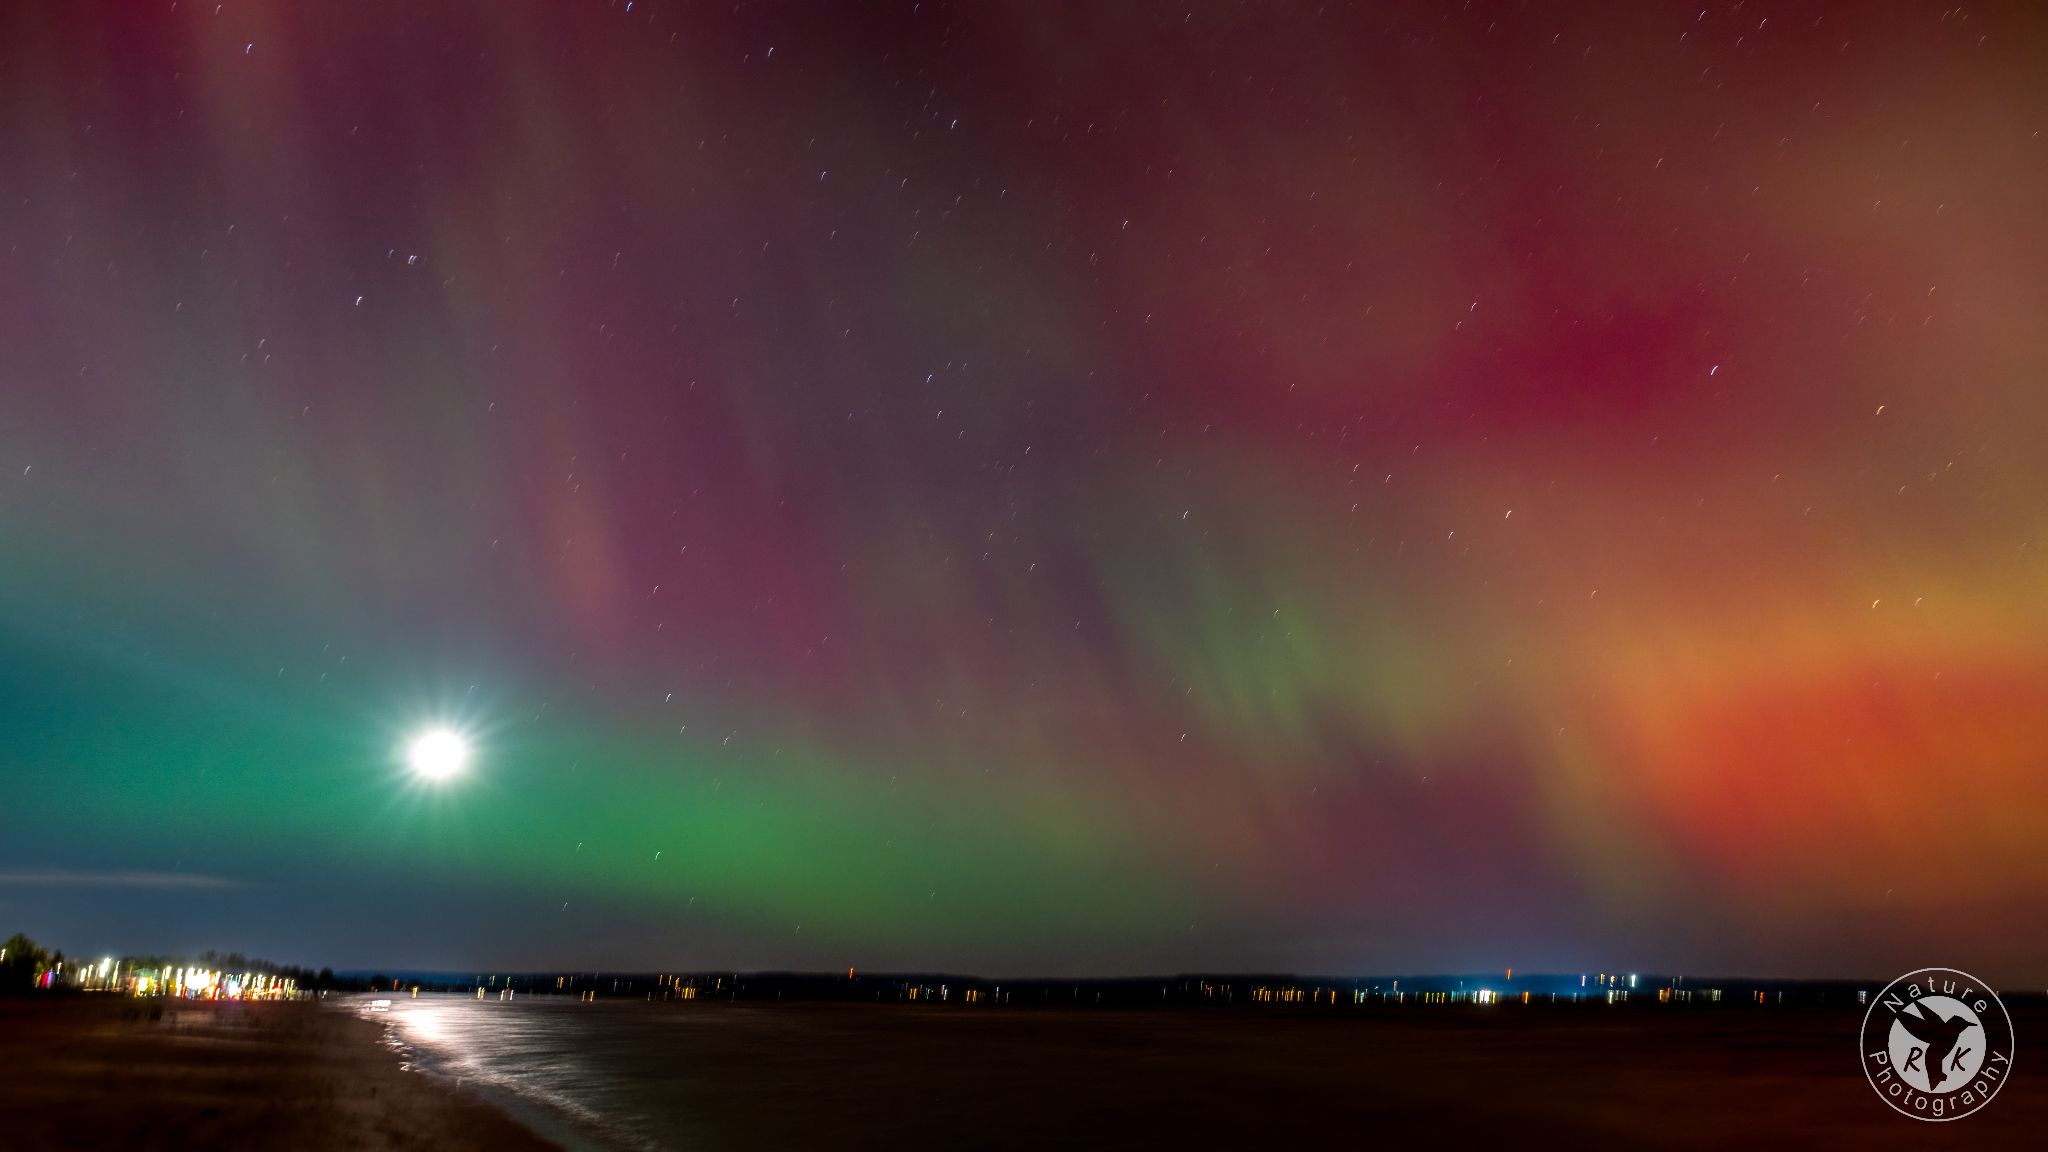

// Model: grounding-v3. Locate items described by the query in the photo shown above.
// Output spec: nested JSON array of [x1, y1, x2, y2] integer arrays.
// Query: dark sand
[[6, 996, 2047, 1148], [0, 997, 556, 1150]]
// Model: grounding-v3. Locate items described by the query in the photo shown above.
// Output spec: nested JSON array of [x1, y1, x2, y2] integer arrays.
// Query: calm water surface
[[359, 993, 789, 1150], [354, 991, 2048, 1150]]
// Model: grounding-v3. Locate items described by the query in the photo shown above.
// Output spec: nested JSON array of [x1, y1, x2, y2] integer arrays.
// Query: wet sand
[[0, 996, 557, 1150]]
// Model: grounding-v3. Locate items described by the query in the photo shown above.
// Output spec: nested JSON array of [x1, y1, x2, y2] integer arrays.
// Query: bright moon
[[406, 727, 470, 781]]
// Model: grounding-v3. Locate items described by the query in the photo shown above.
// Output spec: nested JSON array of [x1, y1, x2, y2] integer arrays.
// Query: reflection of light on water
[[397, 1001, 449, 1045], [365, 996, 480, 1079], [355, 994, 663, 1152]]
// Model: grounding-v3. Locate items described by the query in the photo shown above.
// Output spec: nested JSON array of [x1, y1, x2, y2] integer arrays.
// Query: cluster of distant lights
[[52, 957, 299, 1000], [1235, 971, 1714, 1007]]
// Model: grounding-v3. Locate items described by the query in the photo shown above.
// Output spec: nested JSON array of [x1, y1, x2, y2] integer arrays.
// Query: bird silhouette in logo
[[1894, 1002, 1976, 1090]]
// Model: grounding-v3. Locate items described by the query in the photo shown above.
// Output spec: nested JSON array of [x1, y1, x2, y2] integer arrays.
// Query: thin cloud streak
[[0, 870, 246, 890]]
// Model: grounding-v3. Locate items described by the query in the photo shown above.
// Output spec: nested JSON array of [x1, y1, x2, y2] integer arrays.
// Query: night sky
[[4, 2, 2047, 980]]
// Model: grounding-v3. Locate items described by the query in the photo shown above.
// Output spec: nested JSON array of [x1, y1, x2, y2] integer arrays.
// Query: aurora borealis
[[4, 1, 2047, 980]]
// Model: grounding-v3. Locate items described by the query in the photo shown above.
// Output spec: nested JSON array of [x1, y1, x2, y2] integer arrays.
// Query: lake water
[[361, 993, 761, 1150], [357, 992, 2048, 1149]]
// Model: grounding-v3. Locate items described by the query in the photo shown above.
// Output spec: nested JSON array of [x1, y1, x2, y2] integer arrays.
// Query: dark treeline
[[1, 932, 57, 993]]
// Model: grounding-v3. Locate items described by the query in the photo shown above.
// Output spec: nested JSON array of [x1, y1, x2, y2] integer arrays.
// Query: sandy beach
[[0, 996, 556, 1150]]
